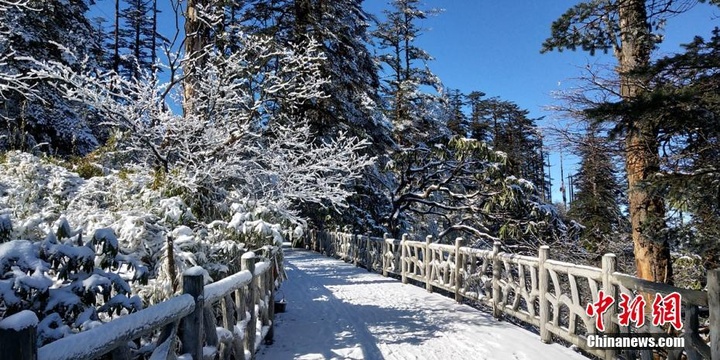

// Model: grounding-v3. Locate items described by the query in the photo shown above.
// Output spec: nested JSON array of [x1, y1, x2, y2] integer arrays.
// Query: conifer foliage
[[11, 1, 720, 351], [373, 0, 445, 146], [566, 125, 627, 255], [650, 30, 720, 269], [468, 95, 551, 202], [0, 0, 103, 155], [116, 0, 159, 78], [544, 0, 720, 281], [591, 26, 720, 269]]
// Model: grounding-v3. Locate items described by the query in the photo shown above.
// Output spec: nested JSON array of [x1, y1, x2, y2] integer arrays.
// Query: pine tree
[[301, 0, 389, 147], [567, 125, 628, 256], [119, 0, 157, 78], [373, 0, 444, 145], [0, 0, 103, 155], [464, 94, 550, 200], [444, 88, 467, 137], [237, 0, 389, 148], [467, 91, 491, 143], [235, 0, 394, 233], [541, 0, 699, 283]]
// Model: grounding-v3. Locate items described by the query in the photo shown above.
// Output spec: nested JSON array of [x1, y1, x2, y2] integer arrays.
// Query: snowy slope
[[259, 248, 588, 360]]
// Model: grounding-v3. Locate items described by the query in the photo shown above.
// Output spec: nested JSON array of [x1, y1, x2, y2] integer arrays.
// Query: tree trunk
[[114, 0, 120, 73], [294, 0, 311, 36], [134, 0, 141, 80], [167, 235, 177, 293], [183, 0, 209, 116], [151, 0, 157, 67], [617, 0, 672, 284]]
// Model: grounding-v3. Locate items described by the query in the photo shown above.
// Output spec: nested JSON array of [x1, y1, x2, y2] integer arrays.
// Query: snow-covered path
[[258, 248, 588, 360]]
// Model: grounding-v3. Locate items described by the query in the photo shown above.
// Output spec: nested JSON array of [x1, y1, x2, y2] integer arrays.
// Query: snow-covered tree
[[0, 0, 28, 11], [225, 0, 393, 234], [235, 0, 390, 147], [5, 4, 373, 311], [373, 0, 445, 146], [291, 0, 391, 147], [28, 34, 374, 221], [385, 137, 581, 259], [0, 0, 36, 98], [0, 0, 103, 155]]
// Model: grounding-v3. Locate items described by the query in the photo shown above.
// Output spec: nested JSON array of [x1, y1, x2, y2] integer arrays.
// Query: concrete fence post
[[353, 234, 359, 267], [708, 269, 720, 360], [366, 235, 372, 272], [492, 241, 502, 318], [454, 237, 464, 303], [538, 246, 551, 343], [382, 233, 390, 277], [601, 254, 618, 360], [425, 235, 433, 292], [401, 234, 409, 284]]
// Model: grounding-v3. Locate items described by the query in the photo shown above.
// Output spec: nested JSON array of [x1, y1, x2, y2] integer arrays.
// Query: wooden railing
[[0, 246, 281, 360], [304, 230, 720, 360]]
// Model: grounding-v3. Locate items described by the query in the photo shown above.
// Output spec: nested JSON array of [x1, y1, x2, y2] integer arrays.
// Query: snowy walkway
[[258, 247, 588, 360]]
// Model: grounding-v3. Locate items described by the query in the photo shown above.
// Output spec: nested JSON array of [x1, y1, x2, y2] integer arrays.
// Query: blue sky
[[363, 1, 718, 204]]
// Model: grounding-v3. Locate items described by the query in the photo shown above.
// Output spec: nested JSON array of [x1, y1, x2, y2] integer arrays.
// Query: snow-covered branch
[[0, 0, 35, 98], [0, 51, 37, 99], [0, 0, 30, 10], [386, 137, 579, 251], [25, 34, 374, 219]]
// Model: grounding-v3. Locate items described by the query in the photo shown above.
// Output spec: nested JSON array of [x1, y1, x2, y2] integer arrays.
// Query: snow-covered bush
[[0, 218, 145, 346], [8, 31, 373, 299], [0, 151, 292, 306]]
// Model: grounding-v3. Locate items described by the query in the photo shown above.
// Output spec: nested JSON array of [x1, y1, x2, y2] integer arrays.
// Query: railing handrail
[[0, 246, 281, 360], [305, 229, 719, 360], [38, 294, 195, 360], [204, 268, 253, 305], [611, 272, 708, 307]]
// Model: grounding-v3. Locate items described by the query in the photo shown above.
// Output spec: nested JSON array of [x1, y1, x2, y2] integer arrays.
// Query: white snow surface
[[259, 248, 587, 360], [184, 266, 206, 277], [0, 310, 38, 330]]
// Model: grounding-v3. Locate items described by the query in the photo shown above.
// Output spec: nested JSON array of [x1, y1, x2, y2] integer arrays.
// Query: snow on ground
[[259, 248, 588, 360]]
